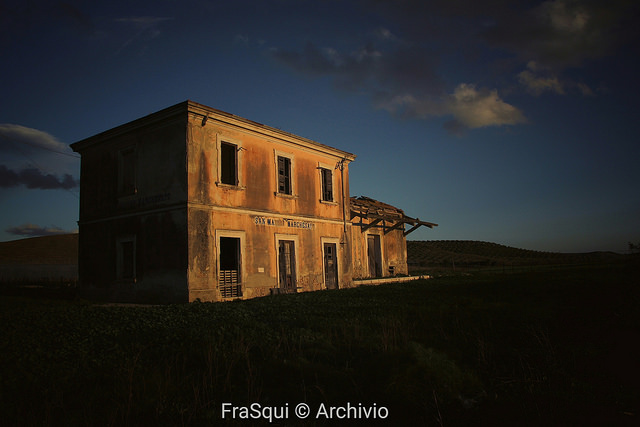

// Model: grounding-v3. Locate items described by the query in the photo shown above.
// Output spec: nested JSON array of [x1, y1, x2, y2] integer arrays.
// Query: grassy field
[[1, 261, 639, 426]]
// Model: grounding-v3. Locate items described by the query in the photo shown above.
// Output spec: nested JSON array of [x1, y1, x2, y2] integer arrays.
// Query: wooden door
[[367, 234, 382, 278], [323, 243, 338, 289], [278, 240, 297, 293]]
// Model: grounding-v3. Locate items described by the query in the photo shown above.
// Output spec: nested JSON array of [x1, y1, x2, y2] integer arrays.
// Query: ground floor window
[[116, 235, 136, 281]]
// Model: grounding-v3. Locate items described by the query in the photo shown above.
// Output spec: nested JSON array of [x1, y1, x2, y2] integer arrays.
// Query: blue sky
[[1, 0, 639, 252]]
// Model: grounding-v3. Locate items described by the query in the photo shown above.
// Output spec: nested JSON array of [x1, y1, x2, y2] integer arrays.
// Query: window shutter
[[278, 156, 291, 194], [278, 157, 286, 193], [322, 168, 332, 201]]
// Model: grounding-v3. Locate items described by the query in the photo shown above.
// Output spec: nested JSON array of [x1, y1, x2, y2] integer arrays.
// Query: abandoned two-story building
[[71, 101, 436, 303]]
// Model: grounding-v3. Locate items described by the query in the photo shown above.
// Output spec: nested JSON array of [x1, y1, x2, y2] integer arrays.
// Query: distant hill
[[408, 240, 627, 268], [0, 234, 78, 265], [0, 234, 629, 268]]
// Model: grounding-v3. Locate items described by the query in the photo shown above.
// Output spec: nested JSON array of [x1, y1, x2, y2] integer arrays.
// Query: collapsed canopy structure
[[350, 196, 438, 236]]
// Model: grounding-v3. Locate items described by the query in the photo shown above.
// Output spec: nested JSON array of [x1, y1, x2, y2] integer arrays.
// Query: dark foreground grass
[[1, 263, 639, 426]]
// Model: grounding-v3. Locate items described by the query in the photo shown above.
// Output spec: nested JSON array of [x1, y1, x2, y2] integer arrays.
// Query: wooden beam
[[350, 210, 364, 220], [384, 221, 405, 234], [361, 218, 382, 232], [403, 223, 422, 236], [403, 219, 438, 236]]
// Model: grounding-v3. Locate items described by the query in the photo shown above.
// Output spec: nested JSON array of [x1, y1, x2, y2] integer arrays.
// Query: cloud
[[116, 16, 173, 28], [482, 0, 637, 68], [271, 41, 524, 132], [373, 27, 401, 43], [0, 124, 71, 155], [271, 41, 361, 77], [446, 84, 527, 129], [543, 0, 589, 32], [0, 165, 77, 190], [518, 61, 565, 95], [517, 61, 597, 96], [115, 16, 173, 54], [575, 82, 595, 96], [267, 0, 631, 131], [234, 34, 249, 45], [5, 223, 74, 237]]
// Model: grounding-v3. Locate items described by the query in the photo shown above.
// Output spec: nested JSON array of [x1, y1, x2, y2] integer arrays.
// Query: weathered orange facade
[[72, 101, 435, 303]]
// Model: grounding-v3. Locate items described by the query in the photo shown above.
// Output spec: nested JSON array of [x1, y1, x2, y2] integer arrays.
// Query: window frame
[[321, 236, 341, 289], [274, 150, 295, 197], [275, 233, 300, 292], [215, 230, 246, 299], [220, 141, 238, 186], [318, 162, 336, 203], [116, 234, 136, 282], [365, 232, 384, 278], [216, 135, 244, 189]]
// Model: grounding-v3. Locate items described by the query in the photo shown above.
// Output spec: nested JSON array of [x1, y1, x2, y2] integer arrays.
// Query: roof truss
[[350, 207, 438, 236]]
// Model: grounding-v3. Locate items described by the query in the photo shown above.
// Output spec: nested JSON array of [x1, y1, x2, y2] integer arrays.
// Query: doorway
[[367, 234, 382, 278], [323, 242, 339, 290], [278, 240, 297, 293], [219, 236, 242, 298]]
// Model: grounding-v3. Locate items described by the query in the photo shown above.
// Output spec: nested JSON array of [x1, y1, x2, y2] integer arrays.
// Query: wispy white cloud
[[575, 82, 595, 96], [541, 0, 590, 33], [234, 34, 249, 45], [114, 16, 173, 55], [518, 61, 565, 95], [0, 124, 71, 155], [116, 16, 173, 28], [373, 27, 401, 43], [517, 61, 596, 96]]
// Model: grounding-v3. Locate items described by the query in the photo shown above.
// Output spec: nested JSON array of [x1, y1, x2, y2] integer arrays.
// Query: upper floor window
[[277, 155, 292, 195], [216, 135, 244, 189], [320, 167, 333, 202], [220, 142, 238, 186], [118, 146, 136, 195]]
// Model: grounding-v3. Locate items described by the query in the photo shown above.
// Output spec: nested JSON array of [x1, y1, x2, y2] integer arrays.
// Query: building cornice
[[70, 101, 189, 153], [188, 100, 356, 162], [71, 100, 357, 163]]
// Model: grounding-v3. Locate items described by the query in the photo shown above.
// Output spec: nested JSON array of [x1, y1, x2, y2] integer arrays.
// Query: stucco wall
[[186, 112, 351, 220], [187, 208, 353, 302], [74, 109, 190, 303], [185, 109, 354, 301], [351, 227, 408, 279], [78, 116, 187, 223], [78, 208, 188, 302]]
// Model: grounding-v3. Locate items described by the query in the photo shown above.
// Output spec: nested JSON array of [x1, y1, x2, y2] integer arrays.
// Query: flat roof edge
[[71, 100, 357, 160], [71, 101, 189, 152], [188, 101, 355, 160]]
